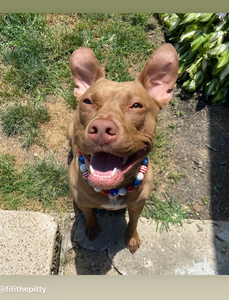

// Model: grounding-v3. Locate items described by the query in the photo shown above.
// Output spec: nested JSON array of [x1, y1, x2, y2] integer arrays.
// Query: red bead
[[126, 184, 134, 192], [139, 165, 147, 173], [82, 171, 88, 179], [102, 190, 110, 196], [78, 149, 82, 156]]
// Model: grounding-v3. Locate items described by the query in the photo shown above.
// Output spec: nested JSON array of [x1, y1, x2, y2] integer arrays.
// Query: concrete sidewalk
[[1, 210, 229, 275], [0, 211, 61, 275]]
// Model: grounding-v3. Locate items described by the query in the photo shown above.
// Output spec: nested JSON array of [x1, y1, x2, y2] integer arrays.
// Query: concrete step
[[73, 213, 229, 275], [0, 211, 60, 275], [1, 210, 229, 275]]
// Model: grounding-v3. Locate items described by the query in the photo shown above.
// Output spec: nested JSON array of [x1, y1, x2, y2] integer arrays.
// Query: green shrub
[[161, 13, 229, 103]]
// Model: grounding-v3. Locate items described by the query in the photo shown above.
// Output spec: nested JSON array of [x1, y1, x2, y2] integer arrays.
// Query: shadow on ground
[[70, 203, 127, 275], [179, 94, 229, 274], [207, 101, 229, 274]]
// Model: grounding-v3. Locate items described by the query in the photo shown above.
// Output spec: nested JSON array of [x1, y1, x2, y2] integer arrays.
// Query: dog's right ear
[[71, 47, 104, 98]]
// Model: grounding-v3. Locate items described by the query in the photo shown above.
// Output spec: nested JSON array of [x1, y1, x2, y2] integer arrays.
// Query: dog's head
[[70, 44, 178, 190]]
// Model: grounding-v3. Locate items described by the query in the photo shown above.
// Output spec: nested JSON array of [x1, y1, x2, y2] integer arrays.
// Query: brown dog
[[67, 44, 178, 253]]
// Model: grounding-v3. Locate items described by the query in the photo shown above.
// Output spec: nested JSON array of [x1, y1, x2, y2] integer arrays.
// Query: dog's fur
[[67, 44, 178, 253]]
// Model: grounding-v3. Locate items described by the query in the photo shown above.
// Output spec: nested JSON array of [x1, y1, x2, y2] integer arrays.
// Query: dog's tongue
[[90, 152, 122, 174]]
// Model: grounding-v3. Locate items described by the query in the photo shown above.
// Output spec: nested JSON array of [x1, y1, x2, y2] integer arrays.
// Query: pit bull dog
[[67, 44, 178, 253]]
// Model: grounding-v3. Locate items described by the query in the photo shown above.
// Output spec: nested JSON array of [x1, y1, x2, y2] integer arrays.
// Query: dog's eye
[[83, 99, 93, 105], [131, 102, 143, 109]]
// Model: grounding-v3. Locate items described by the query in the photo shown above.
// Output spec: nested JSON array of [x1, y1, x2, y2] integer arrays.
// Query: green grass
[[168, 123, 175, 131], [212, 185, 220, 193], [1, 103, 50, 147], [0, 14, 52, 97], [168, 172, 185, 183], [203, 196, 211, 205], [0, 13, 155, 107], [143, 191, 189, 233], [0, 153, 69, 210]]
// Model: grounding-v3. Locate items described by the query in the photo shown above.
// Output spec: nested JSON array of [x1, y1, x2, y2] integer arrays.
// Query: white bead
[[94, 187, 101, 192], [118, 188, 127, 196], [80, 164, 87, 172], [137, 172, 144, 181]]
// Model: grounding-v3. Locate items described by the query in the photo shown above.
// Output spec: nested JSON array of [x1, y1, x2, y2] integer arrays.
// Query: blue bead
[[133, 178, 140, 187], [110, 189, 118, 196], [78, 156, 85, 164], [142, 157, 148, 166]]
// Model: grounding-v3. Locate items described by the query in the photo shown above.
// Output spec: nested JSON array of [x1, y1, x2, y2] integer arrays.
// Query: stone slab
[[74, 213, 229, 275], [0, 210, 60, 275]]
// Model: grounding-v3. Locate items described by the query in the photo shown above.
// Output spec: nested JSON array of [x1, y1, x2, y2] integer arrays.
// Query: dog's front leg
[[79, 206, 100, 241], [126, 201, 145, 254]]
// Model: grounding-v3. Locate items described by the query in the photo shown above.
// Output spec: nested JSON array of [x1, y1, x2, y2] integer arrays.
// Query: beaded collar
[[77, 149, 148, 197]]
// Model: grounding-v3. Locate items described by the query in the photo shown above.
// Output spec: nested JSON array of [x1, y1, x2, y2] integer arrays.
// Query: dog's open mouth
[[81, 149, 147, 189]]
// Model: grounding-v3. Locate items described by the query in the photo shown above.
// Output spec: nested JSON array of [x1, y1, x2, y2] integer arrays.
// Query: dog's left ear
[[136, 43, 179, 108], [71, 47, 104, 98]]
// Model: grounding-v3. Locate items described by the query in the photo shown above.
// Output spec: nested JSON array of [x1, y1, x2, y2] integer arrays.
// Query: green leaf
[[180, 13, 197, 24], [193, 70, 203, 82], [210, 91, 223, 103], [182, 79, 196, 92], [219, 63, 229, 81], [187, 57, 202, 77], [217, 49, 229, 68], [169, 16, 180, 32], [214, 19, 227, 31], [212, 87, 228, 103], [207, 43, 229, 55], [187, 63, 197, 77], [195, 13, 214, 22], [205, 78, 219, 97], [179, 51, 196, 64], [190, 34, 209, 52], [178, 61, 186, 77], [208, 31, 224, 43], [203, 40, 218, 51], [202, 58, 208, 71], [179, 25, 198, 42]]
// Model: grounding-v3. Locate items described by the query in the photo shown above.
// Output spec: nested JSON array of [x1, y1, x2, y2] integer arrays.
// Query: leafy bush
[[161, 13, 229, 103]]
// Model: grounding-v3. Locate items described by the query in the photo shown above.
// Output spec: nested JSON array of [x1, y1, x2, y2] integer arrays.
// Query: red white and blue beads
[[82, 171, 89, 179], [78, 150, 88, 179], [78, 151, 148, 197]]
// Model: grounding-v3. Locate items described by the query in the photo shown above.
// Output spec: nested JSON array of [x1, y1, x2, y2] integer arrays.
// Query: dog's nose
[[88, 119, 119, 145]]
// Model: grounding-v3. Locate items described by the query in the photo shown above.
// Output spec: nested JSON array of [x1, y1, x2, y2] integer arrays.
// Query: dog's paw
[[126, 233, 141, 254], [85, 224, 100, 241]]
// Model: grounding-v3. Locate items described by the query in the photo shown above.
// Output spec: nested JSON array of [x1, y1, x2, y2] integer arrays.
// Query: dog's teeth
[[122, 157, 128, 165], [89, 165, 95, 174], [111, 167, 117, 177]]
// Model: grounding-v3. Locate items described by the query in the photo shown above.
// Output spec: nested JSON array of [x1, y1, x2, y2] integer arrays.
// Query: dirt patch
[[39, 97, 74, 164], [154, 89, 229, 221], [45, 13, 80, 30], [0, 97, 73, 168]]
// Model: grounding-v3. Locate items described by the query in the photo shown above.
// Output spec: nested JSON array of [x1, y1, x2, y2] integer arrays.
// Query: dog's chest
[[101, 194, 127, 210]]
